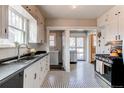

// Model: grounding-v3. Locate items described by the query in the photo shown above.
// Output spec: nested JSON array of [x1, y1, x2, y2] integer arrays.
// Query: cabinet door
[[23, 61, 40, 88], [0, 5, 8, 39], [46, 55, 50, 71], [23, 64, 34, 88], [39, 59, 44, 86], [108, 7, 118, 41], [118, 6, 124, 40], [0, 6, 2, 37], [37, 22, 45, 43], [1, 5, 8, 39], [33, 61, 40, 88]]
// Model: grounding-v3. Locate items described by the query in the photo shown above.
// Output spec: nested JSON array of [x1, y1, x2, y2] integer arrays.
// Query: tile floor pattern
[[42, 62, 108, 88]]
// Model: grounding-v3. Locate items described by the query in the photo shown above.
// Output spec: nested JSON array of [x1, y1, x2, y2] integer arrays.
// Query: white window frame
[[8, 6, 29, 44]]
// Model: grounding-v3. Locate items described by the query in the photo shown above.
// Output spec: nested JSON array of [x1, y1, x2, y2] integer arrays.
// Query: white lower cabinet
[[23, 55, 49, 88], [23, 63, 35, 88]]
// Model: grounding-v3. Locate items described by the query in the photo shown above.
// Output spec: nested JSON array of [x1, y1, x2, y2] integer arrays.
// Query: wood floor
[[42, 61, 109, 88]]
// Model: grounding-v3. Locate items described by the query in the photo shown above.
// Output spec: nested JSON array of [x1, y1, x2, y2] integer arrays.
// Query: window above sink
[[0, 5, 37, 48]]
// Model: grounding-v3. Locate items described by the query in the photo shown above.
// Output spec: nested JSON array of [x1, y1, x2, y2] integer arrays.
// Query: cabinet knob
[[26, 6, 28, 9], [29, 9, 31, 11]]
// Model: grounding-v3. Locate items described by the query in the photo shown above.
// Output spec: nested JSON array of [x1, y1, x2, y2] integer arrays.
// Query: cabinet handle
[[34, 73, 37, 79], [26, 6, 28, 8], [29, 8, 31, 11], [25, 74, 27, 78], [41, 67, 42, 71], [115, 14, 118, 15], [115, 35, 117, 40], [118, 35, 120, 40], [5, 28, 7, 33]]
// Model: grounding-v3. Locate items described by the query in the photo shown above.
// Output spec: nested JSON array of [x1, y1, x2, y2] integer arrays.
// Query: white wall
[[46, 19, 97, 27], [0, 48, 27, 59]]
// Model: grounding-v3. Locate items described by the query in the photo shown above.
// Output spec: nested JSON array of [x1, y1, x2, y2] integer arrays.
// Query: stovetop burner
[[95, 54, 123, 64], [96, 54, 123, 64]]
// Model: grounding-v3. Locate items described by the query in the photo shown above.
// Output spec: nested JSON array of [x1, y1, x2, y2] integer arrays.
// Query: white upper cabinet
[[37, 21, 45, 44], [117, 6, 124, 40], [108, 6, 124, 41], [97, 5, 124, 54], [22, 5, 45, 44], [108, 6, 118, 41], [0, 5, 8, 39], [98, 5, 124, 41]]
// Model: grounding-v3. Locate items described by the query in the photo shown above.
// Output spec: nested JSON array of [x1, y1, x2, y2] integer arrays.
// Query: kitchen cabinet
[[23, 55, 49, 88], [97, 11, 111, 54], [0, 5, 8, 39], [37, 21, 45, 44], [97, 5, 124, 54], [23, 61, 40, 88], [22, 5, 45, 44], [118, 6, 124, 40], [108, 6, 119, 41], [97, 6, 124, 41], [107, 6, 124, 41]]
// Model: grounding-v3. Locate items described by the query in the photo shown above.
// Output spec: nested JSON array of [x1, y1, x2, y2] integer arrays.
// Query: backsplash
[[0, 48, 27, 59], [29, 43, 47, 51], [0, 43, 47, 60]]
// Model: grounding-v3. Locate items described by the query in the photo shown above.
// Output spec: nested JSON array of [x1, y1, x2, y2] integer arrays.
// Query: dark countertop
[[95, 54, 123, 65], [0, 52, 49, 85]]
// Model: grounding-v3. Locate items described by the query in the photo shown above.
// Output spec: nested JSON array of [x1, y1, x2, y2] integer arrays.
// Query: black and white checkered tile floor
[[42, 62, 109, 88]]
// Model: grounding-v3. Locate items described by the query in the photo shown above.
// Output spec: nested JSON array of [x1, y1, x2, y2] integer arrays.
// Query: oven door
[[103, 62, 112, 82]]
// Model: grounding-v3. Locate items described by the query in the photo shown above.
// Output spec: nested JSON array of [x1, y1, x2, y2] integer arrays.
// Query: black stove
[[95, 54, 124, 87]]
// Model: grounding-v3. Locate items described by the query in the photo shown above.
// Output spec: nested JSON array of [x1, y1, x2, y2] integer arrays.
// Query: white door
[[70, 37, 85, 61]]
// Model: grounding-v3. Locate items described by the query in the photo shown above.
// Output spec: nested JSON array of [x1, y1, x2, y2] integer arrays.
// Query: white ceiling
[[39, 5, 114, 19]]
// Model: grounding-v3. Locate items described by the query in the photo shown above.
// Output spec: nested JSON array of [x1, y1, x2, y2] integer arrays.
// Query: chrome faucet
[[15, 43, 30, 61]]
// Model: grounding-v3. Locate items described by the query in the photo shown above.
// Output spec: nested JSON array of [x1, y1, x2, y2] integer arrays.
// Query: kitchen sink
[[0, 51, 46, 65], [18, 55, 40, 63], [2, 55, 40, 65]]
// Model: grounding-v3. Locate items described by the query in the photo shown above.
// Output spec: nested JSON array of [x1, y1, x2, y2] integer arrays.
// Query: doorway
[[90, 33, 97, 63], [49, 30, 64, 70], [70, 34, 86, 61]]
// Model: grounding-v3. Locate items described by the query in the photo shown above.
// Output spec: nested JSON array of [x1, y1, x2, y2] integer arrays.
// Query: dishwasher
[[0, 71, 24, 88]]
